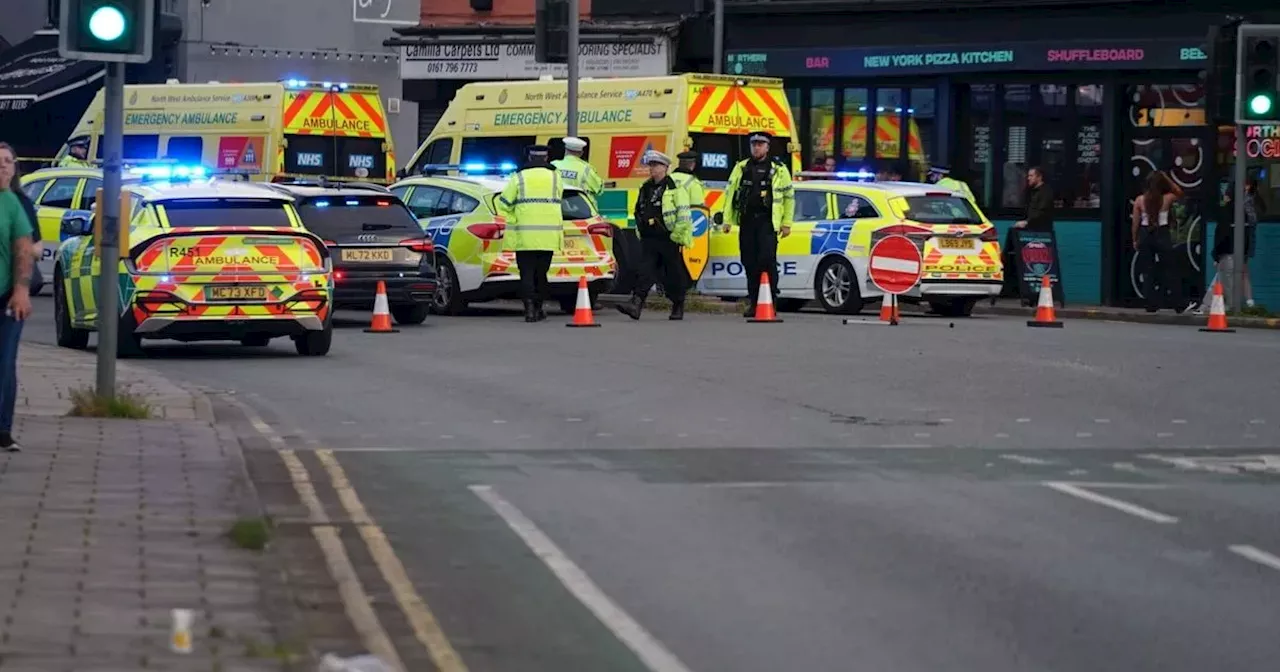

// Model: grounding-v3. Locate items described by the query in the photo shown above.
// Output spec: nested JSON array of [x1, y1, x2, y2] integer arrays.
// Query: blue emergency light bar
[[417, 162, 518, 176], [795, 169, 877, 182], [285, 78, 350, 91], [123, 163, 209, 181]]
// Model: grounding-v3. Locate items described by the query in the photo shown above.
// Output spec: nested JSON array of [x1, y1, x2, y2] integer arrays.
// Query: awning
[[0, 30, 105, 114]]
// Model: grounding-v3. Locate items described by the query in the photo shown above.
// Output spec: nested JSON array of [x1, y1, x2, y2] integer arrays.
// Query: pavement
[[14, 294, 1280, 671]]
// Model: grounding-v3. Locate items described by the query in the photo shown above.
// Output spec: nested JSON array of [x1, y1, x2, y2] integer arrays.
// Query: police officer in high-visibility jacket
[[552, 137, 603, 205], [926, 164, 975, 202], [672, 150, 707, 218], [58, 138, 93, 168], [721, 131, 794, 317], [615, 151, 694, 321], [496, 145, 563, 323]]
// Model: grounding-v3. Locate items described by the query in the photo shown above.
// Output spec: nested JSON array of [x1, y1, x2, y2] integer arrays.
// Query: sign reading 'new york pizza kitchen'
[[728, 38, 1206, 78]]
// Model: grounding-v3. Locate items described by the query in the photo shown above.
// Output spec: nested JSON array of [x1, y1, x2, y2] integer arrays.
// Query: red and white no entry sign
[[868, 234, 924, 295]]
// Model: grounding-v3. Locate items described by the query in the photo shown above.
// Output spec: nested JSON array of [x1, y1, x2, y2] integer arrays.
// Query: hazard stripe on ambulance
[[686, 85, 793, 136], [281, 91, 387, 137]]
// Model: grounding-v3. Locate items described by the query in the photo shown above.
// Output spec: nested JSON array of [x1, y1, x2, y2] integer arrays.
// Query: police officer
[[722, 131, 794, 317], [615, 151, 693, 321], [672, 150, 707, 218], [58, 138, 92, 168], [496, 145, 563, 322], [552, 137, 603, 205], [926, 164, 975, 202]]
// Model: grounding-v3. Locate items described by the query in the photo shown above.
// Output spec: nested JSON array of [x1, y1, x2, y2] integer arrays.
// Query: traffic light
[[535, 0, 570, 64], [1204, 20, 1242, 125], [1238, 25, 1280, 123], [59, 0, 155, 63]]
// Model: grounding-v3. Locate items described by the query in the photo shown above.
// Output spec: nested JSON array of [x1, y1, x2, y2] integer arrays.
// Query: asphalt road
[[19, 295, 1280, 671]]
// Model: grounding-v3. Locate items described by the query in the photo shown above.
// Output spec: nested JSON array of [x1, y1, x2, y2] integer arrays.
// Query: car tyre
[[294, 319, 333, 357], [391, 303, 430, 325], [814, 256, 864, 315], [929, 297, 979, 317], [431, 255, 466, 316], [116, 312, 145, 359], [53, 267, 90, 350], [241, 334, 272, 347]]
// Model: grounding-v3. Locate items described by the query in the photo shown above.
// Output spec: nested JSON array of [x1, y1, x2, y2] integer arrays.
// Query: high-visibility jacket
[[672, 171, 707, 214], [634, 177, 694, 248], [722, 158, 794, 232], [58, 156, 92, 168], [496, 166, 563, 252], [937, 176, 975, 202], [551, 155, 602, 201]]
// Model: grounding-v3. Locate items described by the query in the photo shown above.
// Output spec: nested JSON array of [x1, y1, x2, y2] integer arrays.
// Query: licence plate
[[563, 237, 582, 251], [342, 248, 396, 262], [207, 285, 268, 301], [937, 238, 976, 250]]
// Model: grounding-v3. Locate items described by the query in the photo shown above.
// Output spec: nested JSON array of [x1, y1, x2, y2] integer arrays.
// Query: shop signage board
[[402, 38, 671, 80], [727, 38, 1207, 78], [1012, 229, 1066, 307]]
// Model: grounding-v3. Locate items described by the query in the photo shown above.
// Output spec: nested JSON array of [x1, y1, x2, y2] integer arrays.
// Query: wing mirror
[[712, 212, 724, 225], [60, 211, 93, 237]]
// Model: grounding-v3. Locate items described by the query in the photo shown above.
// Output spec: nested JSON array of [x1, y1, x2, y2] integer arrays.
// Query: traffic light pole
[[96, 61, 123, 397], [566, 0, 579, 137]]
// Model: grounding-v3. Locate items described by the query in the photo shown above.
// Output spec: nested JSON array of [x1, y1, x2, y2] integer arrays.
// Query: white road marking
[[1067, 469, 1089, 476], [596, 432, 613, 438], [1042, 481, 1179, 524], [566, 418, 583, 423], [1076, 432, 1093, 438], [492, 419, 507, 424], [715, 417, 728, 423], [439, 434, 455, 440], [1228, 545, 1280, 572], [1094, 418, 1111, 424], [1112, 463, 1138, 472], [1157, 432, 1175, 438], [1172, 419, 1188, 424], [938, 418, 954, 424], [342, 420, 357, 425], [914, 432, 932, 438], [641, 418, 654, 423], [1245, 433, 1259, 439], [699, 481, 791, 488], [470, 485, 694, 672], [995, 433, 1010, 439], [677, 433, 689, 438], [1000, 454, 1053, 465], [517, 434, 532, 440], [1250, 419, 1266, 425], [1016, 418, 1031, 423]]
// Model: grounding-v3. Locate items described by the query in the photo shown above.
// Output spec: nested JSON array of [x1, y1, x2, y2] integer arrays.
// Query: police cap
[[676, 151, 699, 162], [928, 164, 950, 175], [69, 137, 90, 148], [748, 131, 773, 144], [643, 150, 671, 166], [562, 137, 587, 152], [526, 144, 550, 157]]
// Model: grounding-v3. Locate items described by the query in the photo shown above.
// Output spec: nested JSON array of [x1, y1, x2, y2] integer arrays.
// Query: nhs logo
[[703, 152, 729, 169]]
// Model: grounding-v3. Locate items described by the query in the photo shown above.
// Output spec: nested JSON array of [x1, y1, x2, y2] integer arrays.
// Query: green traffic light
[[88, 5, 127, 42], [1248, 93, 1275, 116]]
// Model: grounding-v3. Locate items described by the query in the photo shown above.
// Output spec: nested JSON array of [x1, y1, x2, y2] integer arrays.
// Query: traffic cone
[[878, 293, 900, 323], [566, 276, 601, 328], [747, 272, 783, 323], [364, 281, 399, 333], [1026, 275, 1063, 328], [1199, 280, 1235, 333]]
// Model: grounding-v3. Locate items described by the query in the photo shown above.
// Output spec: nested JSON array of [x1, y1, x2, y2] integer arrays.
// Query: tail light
[[322, 239, 337, 247], [136, 290, 184, 313], [334, 270, 345, 281], [879, 223, 934, 237], [467, 222, 505, 240], [979, 227, 999, 242], [586, 222, 613, 237], [400, 237, 434, 254]]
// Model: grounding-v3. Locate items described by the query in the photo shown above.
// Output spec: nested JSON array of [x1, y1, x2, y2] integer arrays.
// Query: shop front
[[726, 31, 1280, 309]]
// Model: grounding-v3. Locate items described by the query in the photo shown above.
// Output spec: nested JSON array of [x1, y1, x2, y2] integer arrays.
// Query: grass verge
[[66, 386, 152, 419]]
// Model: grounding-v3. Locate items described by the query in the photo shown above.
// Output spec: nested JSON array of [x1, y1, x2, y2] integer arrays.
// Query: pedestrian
[[552, 137, 602, 206], [9, 163, 43, 293], [721, 130, 794, 317], [0, 142, 36, 452], [926, 164, 976, 202], [1199, 177, 1264, 313], [58, 137, 93, 168], [496, 144, 563, 323], [1131, 170, 1188, 313], [1000, 166, 1056, 305], [615, 151, 693, 321]]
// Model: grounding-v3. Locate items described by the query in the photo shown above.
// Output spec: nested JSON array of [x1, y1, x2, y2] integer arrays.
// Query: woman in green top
[[0, 142, 36, 451]]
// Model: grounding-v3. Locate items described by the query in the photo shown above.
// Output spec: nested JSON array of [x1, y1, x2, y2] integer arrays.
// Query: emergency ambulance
[[401, 74, 801, 289], [55, 79, 396, 184]]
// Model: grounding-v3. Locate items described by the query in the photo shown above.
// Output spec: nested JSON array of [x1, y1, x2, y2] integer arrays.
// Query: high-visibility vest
[[496, 167, 564, 252]]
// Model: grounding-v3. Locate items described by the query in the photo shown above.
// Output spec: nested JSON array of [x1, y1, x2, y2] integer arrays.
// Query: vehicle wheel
[[294, 321, 333, 357], [391, 303, 430, 325], [53, 268, 90, 350], [431, 256, 466, 316], [776, 298, 807, 313], [929, 297, 979, 317], [116, 312, 145, 359], [557, 284, 601, 314], [814, 256, 864, 315], [240, 334, 272, 347]]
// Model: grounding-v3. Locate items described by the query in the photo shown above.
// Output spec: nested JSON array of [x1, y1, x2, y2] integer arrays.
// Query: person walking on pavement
[[496, 144, 563, 323], [926, 164, 976, 202], [721, 131, 794, 317], [616, 151, 694, 321], [1131, 170, 1188, 313], [0, 143, 36, 452], [552, 137, 603, 206], [58, 137, 93, 168]]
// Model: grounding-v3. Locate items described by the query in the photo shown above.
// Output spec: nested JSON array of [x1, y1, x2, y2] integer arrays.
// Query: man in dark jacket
[[1000, 166, 1054, 304]]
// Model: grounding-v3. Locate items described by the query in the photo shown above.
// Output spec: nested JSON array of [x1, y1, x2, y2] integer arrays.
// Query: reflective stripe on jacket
[[672, 171, 707, 215], [496, 167, 564, 252], [634, 178, 694, 248], [552, 155, 602, 200], [722, 159, 794, 232]]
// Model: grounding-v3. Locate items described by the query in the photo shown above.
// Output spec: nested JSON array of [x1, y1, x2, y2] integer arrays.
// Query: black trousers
[[634, 237, 687, 303], [1138, 227, 1184, 310], [740, 223, 778, 304], [515, 251, 553, 303]]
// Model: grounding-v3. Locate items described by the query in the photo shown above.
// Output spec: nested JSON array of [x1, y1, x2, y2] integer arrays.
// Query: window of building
[[964, 85, 995, 209], [841, 88, 869, 165], [1075, 86, 1103, 209], [810, 88, 836, 167], [785, 87, 801, 148], [909, 88, 936, 178], [1219, 125, 1280, 220], [875, 89, 904, 159]]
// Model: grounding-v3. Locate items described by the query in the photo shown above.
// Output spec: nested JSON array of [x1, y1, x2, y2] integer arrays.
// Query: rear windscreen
[[900, 195, 984, 225], [688, 132, 791, 182], [162, 199, 294, 228], [338, 138, 387, 179], [295, 195, 421, 238], [284, 135, 335, 175], [562, 192, 595, 221]]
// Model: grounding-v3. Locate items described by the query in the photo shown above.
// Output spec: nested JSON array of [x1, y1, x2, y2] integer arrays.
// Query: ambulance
[[401, 74, 801, 289], [55, 79, 396, 184]]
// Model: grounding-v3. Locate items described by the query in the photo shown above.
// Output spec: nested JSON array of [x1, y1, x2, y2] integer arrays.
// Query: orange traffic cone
[[1199, 280, 1234, 333], [747, 272, 783, 323], [878, 293, 900, 324], [1026, 275, 1063, 328], [364, 280, 399, 333], [566, 276, 601, 328]]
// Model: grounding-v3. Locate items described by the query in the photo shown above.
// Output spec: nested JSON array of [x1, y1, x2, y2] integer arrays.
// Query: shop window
[[1002, 85, 1031, 208], [875, 89, 904, 159], [785, 87, 801, 149], [1038, 86, 1069, 208], [908, 88, 935, 178], [965, 85, 994, 209], [1219, 125, 1280, 220], [841, 88, 869, 165], [810, 88, 836, 167], [1075, 86, 1103, 209], [1128, 84, 1205, 128]]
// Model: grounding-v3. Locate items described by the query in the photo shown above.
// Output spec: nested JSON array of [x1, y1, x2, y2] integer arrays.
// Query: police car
[[698, 171, 1002, 317], [53, 166, 334, 356], [391, 164, 616, 315]]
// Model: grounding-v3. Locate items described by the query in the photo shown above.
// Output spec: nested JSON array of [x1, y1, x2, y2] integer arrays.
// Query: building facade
[[716, 0, 1280, 308]]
